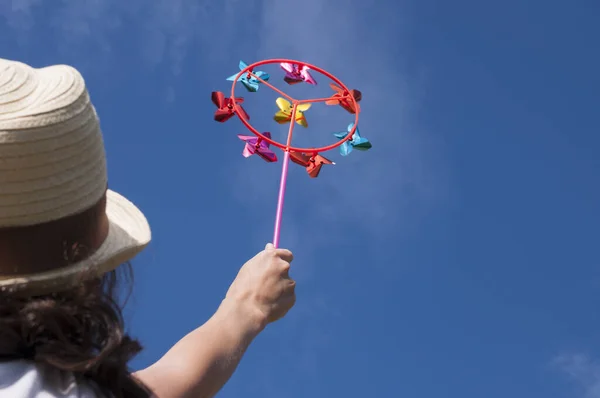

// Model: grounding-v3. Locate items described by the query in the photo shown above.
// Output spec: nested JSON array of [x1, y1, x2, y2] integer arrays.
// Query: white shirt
[[0, 360, 106, 397]]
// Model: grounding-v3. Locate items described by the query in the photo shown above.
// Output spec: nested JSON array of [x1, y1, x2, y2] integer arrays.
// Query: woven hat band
[[0, 192, 109, 278]]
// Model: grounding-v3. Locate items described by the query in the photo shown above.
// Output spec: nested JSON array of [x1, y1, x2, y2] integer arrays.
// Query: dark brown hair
[[0, 264, 152, 398]]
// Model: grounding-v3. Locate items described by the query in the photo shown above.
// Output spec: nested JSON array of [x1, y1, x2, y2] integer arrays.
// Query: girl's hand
[[224, 243, 296, 330]]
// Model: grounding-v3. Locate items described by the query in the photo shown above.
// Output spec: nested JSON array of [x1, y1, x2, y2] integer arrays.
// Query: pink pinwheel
[[280, 62, 317, 85], [237, 132, 278, 163]]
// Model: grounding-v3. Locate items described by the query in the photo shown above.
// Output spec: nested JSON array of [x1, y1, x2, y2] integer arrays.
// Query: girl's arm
[[133, 244, 296, 398]]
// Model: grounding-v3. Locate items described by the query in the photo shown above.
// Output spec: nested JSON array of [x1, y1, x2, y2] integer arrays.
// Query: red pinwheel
[[211, 91, 249, 122]]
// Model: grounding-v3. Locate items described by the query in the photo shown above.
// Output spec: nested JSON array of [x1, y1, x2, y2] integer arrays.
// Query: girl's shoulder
[[0, 360, 107, 398]]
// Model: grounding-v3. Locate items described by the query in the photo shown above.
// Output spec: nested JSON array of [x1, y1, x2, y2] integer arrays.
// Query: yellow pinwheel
[[273, 97, 311, 128]]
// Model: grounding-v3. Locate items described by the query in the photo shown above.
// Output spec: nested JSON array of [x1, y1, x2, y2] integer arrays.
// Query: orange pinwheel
[[290, 152, 335, 178], [325, 83, 362, 114]]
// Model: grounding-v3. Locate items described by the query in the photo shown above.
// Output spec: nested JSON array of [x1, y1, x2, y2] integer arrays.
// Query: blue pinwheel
[[226, 60, 270, 92], [333, 123, 372, 156]]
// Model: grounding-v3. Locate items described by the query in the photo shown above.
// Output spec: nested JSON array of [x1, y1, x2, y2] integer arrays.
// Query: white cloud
[[0, 0, 41, 40], [554, 353, 600, 398], [225, 0, 448, 261], [1, 0, 243, 77]]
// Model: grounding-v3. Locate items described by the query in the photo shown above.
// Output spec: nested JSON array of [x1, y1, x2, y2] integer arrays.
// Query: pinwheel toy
[[280, 62, 317, 85], [290, 152, 335, 178], [326, 83, 362, 114], [211, 58, 371, 247], [237, 132, 277, 162], [211, 91, 249, 122], [333, 122, 372, 156], [273, 97, 311, 127], [227, 60, 270, 92]]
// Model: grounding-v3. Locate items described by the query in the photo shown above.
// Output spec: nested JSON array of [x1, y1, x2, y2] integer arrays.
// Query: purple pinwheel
[[237, 132, 278, 163]]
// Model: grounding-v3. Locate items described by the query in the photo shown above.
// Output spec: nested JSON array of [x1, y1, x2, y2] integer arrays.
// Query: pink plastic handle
[[272, 150, 290, 248]]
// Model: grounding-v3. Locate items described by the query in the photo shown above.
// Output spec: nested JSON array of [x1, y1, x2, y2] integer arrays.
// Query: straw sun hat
[[0, 58, 151, 295]]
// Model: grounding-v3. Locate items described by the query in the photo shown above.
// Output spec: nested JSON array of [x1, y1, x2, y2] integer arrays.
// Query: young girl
[[0, 58, 296, 398]]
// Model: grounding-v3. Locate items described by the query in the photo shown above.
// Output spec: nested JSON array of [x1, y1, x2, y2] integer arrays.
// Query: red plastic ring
[[230, 58, 360, 153]]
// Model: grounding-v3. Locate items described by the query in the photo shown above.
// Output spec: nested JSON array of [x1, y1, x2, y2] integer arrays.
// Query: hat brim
[[0, 190, 151, 295]]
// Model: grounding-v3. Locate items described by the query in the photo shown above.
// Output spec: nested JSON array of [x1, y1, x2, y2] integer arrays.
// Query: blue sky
[[2, 0, 600, 397]]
